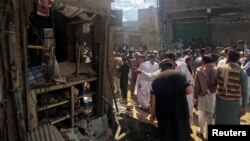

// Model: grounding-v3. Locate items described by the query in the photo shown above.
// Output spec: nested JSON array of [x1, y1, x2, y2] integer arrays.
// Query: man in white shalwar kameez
[[175, 53, 194, 125], [134, 55, 159, 111]]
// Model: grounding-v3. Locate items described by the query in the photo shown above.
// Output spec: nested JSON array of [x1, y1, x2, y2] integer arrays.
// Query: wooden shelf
[[30, 76, 97, 95], [28, 76, 98, 130], [51, 114, 71, 125], [77, 91, 95, 100], [38, 100, 70, 111]]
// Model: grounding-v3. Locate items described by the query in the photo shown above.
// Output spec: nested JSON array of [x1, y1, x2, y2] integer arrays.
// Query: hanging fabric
[[37, 0, 53, 16]]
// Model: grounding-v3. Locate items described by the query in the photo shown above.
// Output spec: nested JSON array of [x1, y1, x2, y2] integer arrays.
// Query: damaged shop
[[0, 0, 159, 141]]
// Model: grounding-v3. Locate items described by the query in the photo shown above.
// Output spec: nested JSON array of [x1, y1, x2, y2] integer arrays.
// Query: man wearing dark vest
[[215, 50, 248, 124], [194, 55, 217, 139]]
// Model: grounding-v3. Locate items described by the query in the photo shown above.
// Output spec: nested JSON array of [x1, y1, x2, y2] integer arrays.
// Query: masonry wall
[[164, 8, 250, 46], [212, 22, 250, 44], [138, 7, 160, 50]]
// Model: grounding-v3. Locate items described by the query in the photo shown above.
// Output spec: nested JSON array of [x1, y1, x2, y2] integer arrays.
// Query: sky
[[111, 0, 157, 21]]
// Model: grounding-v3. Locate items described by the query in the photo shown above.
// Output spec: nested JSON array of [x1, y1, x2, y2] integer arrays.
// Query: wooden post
[[21, 1, 29, 132], [76, 45, 80, 77], [70, 86, 74, 127], [104, 16, 119, 113], [75, 23, 83, 77], [0, 57, 4, 140], [7, 23, 26, 141], [27, 92, 38, 130]]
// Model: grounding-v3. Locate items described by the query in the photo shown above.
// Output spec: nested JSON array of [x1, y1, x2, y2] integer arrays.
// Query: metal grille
[[165, 0, 250, 12]]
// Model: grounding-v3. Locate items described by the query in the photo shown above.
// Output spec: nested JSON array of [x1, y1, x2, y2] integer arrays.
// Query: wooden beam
[[70, 86, 74, 127], [27, 92, 38, 130], [76, 46, 80, 77], [68, 20, 93, 25], [38, 100, 70, 111], [27, 45, 47, 50], [51, 114, 70, 125], [29, 77, 98, 94]]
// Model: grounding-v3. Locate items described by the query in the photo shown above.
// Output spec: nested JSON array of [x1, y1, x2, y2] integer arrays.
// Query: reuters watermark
[[208, 125, 249, 140]]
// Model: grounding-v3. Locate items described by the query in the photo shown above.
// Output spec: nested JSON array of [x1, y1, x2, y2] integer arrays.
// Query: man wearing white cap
[[135, 54, 159, 112]]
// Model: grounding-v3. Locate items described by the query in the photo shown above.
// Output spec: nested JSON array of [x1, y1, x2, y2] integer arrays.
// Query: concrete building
[[111, 6, 160, 51], [159, 0, 250, 48], [113, 21, 141, 47], [138, 6, 161, 50]]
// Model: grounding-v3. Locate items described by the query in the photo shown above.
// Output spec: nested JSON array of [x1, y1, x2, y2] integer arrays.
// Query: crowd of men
[[112, 40, 250, 141]]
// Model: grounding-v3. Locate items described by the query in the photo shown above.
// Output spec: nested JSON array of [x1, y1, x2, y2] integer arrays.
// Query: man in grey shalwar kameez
[[216, 50, 248, 124]]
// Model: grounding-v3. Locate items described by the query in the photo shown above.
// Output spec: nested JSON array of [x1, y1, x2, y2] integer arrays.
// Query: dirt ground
[[116, 91, 250, 141]]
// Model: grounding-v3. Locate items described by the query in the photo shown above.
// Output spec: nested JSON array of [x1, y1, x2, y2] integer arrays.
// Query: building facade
[[112, 6, 160, 51], [159, 0, 250, 48]]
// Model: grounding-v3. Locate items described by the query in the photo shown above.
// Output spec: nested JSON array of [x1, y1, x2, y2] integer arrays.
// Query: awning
[[54, 0, 108, 32], [55, 2, 96, 20], [54, 0, 109, 15]]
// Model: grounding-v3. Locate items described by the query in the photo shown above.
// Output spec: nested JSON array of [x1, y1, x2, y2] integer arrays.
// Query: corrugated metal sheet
[[25, 124, 64, 141], [165, 0, 250, 13]]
